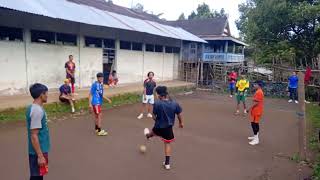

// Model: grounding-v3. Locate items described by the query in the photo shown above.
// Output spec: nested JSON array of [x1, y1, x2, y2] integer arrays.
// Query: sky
[[111, 0, 246, 37]]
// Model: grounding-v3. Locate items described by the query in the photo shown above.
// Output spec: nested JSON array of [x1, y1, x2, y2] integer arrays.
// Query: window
[[31, 30, 55, 44], [132, 42, 143, 51], [190, 43, 196, 48], [191, 49, 196, 54], [120, 41, 131, 50], [85, 36, 102, 48], [56, 33, 77, 46], [165, 46, 173, 53], [155, 45, 163, 52], [0, 26, 23, 41], [103, 39, 115, 49], [173, 47, 180, 53], [146, 44, 154, 52]]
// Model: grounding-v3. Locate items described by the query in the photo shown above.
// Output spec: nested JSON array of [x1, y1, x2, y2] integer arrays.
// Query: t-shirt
[[229, 72, 237, 83], [288, 75, 298, 88], [65, 61, 76, 74], [153, 99, 182, 128], [236, 79, 250, 92], [144, 79, 156, 96], [90, 81, 104, 105], [251, 88, 264, 116], [59, 84, 71, 96], [26, 104, 51, 155]]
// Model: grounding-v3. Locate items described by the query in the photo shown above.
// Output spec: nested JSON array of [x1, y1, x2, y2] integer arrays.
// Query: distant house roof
[[168, 17, 248, 46], [0, 0, 206, 43], [167, 17, 229, 37]]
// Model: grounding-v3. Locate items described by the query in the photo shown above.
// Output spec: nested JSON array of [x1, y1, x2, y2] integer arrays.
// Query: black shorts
[[66, 74, 75, 84], [59, 96, 70, 104], [152, 126, 175, 143]]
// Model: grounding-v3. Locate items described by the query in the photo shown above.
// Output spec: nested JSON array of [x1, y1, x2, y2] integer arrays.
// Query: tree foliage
[[178, 3, 227, 20], [178, 13, 186, 20], [237, 0, 320, 64]]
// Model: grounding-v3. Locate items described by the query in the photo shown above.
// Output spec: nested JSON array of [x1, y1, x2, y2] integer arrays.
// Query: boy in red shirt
[[228, 70, 237, 97], [248, 80, 264, 146], [65, 55, 76, 94]]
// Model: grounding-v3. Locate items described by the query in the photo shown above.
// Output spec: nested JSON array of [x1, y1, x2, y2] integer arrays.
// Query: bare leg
[[243, 102, 247, 112], [164, 143, 171, 156], [140, 104, 146, 114], [147, 104, 153, 114]]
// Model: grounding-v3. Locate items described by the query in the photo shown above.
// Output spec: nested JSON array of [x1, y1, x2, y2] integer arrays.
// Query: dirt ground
[[0, 91, 312, 180]]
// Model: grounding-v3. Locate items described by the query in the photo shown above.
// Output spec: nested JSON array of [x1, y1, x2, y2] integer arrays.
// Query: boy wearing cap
[[248, 81, 264, 145], [59, 79, 75, 113], [26, 83, 50, 180], [144, 86, 184, 170], [88, 72, 112, 136]]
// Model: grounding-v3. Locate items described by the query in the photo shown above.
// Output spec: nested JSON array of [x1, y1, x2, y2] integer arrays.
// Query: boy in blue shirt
[[288, 71, 299, 104], [88, 73, 112, 136], [144, 86, 184, 170], [26, 83, 50, 180]]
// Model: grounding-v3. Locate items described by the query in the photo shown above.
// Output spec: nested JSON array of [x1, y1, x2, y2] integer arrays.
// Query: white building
[[0, 0, 205, 95]]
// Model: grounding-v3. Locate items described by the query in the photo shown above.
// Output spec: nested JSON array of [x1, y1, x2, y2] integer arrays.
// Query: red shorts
[[92, 105, 101, 114]]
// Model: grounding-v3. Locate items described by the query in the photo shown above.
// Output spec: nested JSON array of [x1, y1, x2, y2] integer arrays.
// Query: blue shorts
[[29, 153, 48, 176], [229, 82, 236, 90]]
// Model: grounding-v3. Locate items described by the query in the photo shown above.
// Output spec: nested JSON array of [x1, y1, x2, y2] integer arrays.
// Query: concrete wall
[[117, 49, 179, 84], [0, 41, 27, 95]]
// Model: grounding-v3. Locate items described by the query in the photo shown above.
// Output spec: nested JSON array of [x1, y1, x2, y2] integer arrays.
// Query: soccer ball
[[139, 145, 147, 153]]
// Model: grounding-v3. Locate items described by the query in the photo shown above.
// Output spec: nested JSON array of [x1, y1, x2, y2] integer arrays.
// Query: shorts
[[152, 126, 175, 143], [236, 92, 246, 103], [66, 74, 75, 84], [29, 153, 48, 176], [229, 82, 236, 90], [250, 114, 262, 123], [142, 95, 154, 104], [92, 105, 101, 114], [59, 96, 70, 104]]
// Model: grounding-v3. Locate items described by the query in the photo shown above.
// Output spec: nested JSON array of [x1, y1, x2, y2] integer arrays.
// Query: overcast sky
[[111, 0, 246, 37]]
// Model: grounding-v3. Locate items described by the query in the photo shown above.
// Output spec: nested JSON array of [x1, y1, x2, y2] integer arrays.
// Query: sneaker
[[71, 107, 75, 113], [295, 100, 299, 104], [235, 110, 240, 115], [305, 100, 310, 104], [147, 113, 153, 118], [248, 136, 255, 140], [249, 137, 259, 145], [144, 128, 150, 136], [229, 95, 233, 98], [163, 162, 171, 170], [288, 99, 293, 103], [137, 113, 144, 119], [96, 130, 108, 136], [244, 110, 248, 114]]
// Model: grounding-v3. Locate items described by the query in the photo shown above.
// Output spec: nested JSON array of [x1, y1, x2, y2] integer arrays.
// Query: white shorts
[[142, 95, 154, 104]]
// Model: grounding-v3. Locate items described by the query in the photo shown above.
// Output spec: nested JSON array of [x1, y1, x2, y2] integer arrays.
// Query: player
[[26, 83, 50, 180], [59, 79, 75, 113], [235, 75, 250, 115], [288, 71, 299, 104], [144, 86, 184, 170], [137, 72, 156, 119], [228, 70, 238, 97], [248, 81, 264, 145], [65, 55, 76, 94], [88, 72, 112, 136]]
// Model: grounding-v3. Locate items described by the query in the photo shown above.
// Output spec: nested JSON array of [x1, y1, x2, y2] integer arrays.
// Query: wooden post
[[297, 72, 307, 160], [200, 60, 204, 84]]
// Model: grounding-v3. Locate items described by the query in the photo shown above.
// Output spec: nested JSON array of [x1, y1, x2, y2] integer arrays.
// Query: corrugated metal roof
[[0, 0, 206, 43]]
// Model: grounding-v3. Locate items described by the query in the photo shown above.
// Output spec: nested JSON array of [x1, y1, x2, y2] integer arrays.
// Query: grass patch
[[306, 104, 320, 179], [0, 86, 194, 123]]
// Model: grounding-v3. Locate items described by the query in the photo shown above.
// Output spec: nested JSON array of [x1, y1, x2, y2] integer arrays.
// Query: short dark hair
[[97, 72, 104, 78], [147, 71, 154, 77], [255, 80, 264, 87], [156, 86, 168, 97], [112, 70, 117, 74], [69, 55, 73, 58], [29, 83, 48, 99]]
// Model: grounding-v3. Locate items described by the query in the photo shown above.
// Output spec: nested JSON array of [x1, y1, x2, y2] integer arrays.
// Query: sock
[[97, 128, 101, 132], [95, 125, 98, 130], [165, 156, 170, 165]]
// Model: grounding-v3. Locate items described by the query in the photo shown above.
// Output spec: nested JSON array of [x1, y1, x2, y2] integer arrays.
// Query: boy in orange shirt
[[248, 80, 264, 146]]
